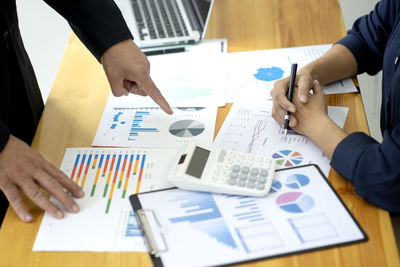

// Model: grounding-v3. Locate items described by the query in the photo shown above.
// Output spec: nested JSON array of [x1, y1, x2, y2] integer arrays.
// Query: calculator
[[167, 143, 276, 197]]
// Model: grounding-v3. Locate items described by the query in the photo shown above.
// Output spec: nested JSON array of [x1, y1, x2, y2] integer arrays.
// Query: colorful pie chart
[[272, 150, 303, 167]]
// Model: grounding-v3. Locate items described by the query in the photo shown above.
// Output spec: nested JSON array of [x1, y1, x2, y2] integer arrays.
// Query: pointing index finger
[[138, 75, 173, 114]]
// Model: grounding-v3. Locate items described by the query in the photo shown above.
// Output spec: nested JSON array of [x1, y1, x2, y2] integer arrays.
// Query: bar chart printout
[[33, 147, 178, 252], [92, 104, 217, 148], [128, 110, 158, 141], [134, 165, 366, 267]]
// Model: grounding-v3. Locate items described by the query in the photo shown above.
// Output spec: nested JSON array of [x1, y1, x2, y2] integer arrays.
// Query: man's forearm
[[300, 44, 358, 86], [304, 116, 348, 160]]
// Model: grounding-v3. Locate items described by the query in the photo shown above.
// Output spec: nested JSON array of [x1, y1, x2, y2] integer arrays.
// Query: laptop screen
[[182, 0, 213, 34], [116, 0, 215, 49]]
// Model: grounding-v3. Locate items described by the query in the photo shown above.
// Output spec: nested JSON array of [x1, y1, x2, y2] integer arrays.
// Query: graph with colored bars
[[64, 147, 176, 214]]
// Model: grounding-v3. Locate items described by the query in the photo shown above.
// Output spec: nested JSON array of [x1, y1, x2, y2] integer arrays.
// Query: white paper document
[[133, 165, 366, 267], [213, 101, 349, 176], [33, 147, 178, 252], [114, 45, 227, 108], [225, 44, 357, 102], [92, 102, 217, 147]]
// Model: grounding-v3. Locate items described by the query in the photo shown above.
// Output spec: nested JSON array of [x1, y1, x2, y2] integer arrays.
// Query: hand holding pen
[[283, 63, 298, 136]]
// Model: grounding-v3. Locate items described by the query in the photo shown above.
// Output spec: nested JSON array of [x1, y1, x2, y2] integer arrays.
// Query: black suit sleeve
[[0, 121, 10, 152], [43, 0, 134, 62]]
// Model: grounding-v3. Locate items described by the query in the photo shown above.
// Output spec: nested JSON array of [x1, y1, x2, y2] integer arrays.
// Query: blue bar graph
[[227, 195, 265, 223], [125, 211, 143, 237], [168, 192, 237, 249], [169, 192, 222, 223], [128, 111, 159, 141]]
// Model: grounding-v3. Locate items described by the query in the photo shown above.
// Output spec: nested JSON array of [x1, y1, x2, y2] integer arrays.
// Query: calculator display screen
[[186, 146, 210, 178]]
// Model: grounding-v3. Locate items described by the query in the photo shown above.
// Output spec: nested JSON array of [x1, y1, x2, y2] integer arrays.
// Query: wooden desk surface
[[0, 0, 399, 266]]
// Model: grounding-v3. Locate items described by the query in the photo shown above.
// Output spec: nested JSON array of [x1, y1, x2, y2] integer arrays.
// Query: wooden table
[[0, 0, 399, 266]]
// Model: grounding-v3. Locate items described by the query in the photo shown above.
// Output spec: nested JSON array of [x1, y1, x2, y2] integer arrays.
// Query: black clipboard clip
[[136, 209, 168, 257]]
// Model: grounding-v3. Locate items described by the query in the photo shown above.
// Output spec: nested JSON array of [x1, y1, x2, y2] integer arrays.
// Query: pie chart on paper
[[177, 107, 205, 112], [272, 150, 303, 167], [269, 180, 282, 193], [253, 66, 284, 81], [285, 174, 310, 189], [276, 192, 314, 213], [169, 119, 205, 137]]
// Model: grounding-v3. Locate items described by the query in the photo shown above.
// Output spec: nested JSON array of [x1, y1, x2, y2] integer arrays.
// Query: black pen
[[283, 63, 298, 136]]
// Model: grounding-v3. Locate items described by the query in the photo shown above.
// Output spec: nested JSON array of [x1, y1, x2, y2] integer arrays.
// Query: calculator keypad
[[216, 149, 274, 192]]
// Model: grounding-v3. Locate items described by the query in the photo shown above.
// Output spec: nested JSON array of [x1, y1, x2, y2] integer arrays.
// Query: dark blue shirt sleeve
[[0, 121, 10, 152], [331, 128, 400, 214], [43, 0, 133, 62], [332, 0, 400, 213], [336, 0, 400, 75]]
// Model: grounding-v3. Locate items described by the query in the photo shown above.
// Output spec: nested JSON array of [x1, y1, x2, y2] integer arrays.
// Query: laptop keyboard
[[131, 0, 190, 40]]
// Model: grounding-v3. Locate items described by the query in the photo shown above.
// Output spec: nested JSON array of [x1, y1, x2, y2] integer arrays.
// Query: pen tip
[[284, 129, 287, 136]]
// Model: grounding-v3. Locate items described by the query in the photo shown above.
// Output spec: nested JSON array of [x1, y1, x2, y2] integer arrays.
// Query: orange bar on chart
[[122, 154, 134, 199], [102, 154, 110, 177], [91, 154, 104, 197], [80, 154, 92, 188], [91, 154, 98, 169], [75, 154, 86, 184], [135, 154, 146, 194], [103, 155, 116, 197], [118, 154, 128, 189], [105, 154, 122, 213], [70, 154, 80, 180]]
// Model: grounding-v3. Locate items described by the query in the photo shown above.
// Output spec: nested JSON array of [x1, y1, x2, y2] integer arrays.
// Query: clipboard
[[129, 164, 368, 267]]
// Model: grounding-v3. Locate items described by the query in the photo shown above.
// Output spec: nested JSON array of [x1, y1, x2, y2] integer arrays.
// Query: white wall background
[[16, 0, 70, 103]]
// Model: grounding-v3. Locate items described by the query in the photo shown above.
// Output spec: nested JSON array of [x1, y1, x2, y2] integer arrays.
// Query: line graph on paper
[[216, 108, 274, 153], [214, 103, 333, 175], [247, 119, 268, 153]]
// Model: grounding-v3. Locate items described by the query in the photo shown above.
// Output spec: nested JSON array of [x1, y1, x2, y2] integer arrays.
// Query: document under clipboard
[[130, 164, 367, 267]]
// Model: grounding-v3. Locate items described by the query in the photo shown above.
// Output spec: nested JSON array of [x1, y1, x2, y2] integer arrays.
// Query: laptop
[[115, 0, 214, 51]]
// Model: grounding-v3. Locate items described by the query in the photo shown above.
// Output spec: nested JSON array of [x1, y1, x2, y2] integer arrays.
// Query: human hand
[[0, 135, 84, 222], [101, 39, 173, 114], [271, 72, 314, 128], [272, 80, 328, 136]]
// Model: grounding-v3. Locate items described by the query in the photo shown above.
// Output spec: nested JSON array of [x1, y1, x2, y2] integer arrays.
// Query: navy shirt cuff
[[331, 132, 376, 183]]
